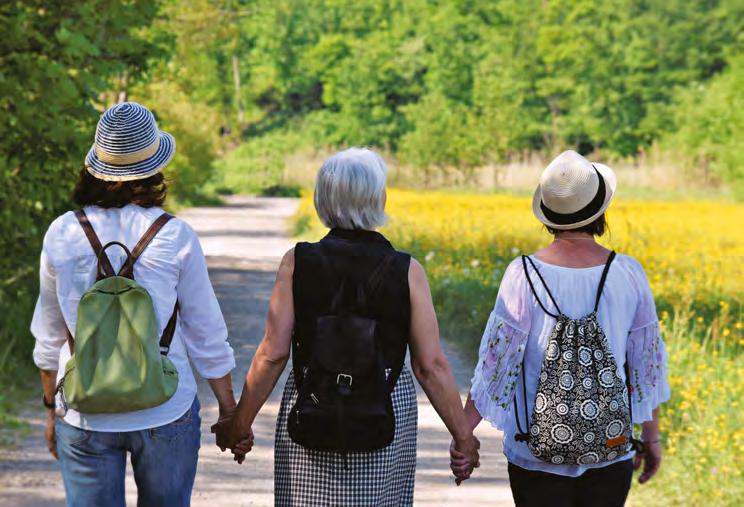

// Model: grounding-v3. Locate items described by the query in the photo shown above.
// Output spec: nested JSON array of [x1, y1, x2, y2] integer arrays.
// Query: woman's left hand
[[634, 440, 662, 483], [450, 436, 480, 485]]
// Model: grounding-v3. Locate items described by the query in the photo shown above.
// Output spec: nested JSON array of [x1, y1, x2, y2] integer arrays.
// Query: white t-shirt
[[470, 254, 670, 477], [31, 204, 235, 432]]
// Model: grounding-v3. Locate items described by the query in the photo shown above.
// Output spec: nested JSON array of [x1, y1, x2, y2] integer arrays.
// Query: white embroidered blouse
[[470, 254, 670, 477]]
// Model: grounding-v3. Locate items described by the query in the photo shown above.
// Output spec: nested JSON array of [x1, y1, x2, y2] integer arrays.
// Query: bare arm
[[463, 393, 484, 431], [222, 249, 295, 446], [408, 259, 474, 447], [208, 373, 237, 417]]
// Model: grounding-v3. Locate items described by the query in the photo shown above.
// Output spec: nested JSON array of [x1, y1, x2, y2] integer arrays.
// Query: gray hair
[[314, 147, 388, 230]]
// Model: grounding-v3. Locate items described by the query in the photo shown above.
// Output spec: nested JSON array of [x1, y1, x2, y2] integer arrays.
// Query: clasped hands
[[210, 408, 254, 464], [450, 435, 481, 485]]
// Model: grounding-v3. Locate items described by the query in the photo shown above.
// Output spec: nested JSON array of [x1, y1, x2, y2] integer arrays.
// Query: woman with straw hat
[[454, 151, 671, 506], [32, 102, 238, 506]]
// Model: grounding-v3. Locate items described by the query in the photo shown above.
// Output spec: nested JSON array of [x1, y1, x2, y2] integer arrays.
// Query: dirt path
[[0, 196, 512, 506]]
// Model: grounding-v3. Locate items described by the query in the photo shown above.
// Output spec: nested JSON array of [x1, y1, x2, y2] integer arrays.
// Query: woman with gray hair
[[213, 148, 480, 505]]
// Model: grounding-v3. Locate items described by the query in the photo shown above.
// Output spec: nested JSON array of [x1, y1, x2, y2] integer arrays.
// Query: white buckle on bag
[[337, 374, 353, 386]]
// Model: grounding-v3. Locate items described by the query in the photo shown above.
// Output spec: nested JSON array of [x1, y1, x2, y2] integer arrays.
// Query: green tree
[[0, 0, 168, 383]]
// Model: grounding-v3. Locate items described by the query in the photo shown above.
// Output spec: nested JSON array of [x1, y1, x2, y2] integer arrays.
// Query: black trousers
[[508, 458, 634, 507]]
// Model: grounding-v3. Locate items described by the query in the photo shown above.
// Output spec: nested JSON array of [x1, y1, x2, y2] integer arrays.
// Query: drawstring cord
[[513, 359, 531, 443]]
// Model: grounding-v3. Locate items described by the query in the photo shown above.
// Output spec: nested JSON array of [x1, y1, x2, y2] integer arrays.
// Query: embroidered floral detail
[[627, 321, 670, 422], [470, 312, 529, 428]]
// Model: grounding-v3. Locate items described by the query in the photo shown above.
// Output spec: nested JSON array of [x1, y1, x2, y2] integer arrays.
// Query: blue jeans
[[55, 398, 201, 507]]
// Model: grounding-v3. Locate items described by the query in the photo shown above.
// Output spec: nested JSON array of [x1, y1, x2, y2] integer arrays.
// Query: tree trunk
[[117, 72, 129, 103], [232, 54, 244, 129]]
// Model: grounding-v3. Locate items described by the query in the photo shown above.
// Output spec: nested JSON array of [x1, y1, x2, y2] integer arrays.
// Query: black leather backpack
[[288, 254, 401, 455]]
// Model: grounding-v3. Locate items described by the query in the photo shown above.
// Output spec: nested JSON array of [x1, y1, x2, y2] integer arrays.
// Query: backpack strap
[[127, 213, 178, 355], [363, 253, 405, 392], [159, 301, 179, 355], [130, 213, 174, 263], [120, 213, 174, 277], [75, 210, 115, 280], [521, 255, 563, 318], [68, 209, 114, 353], [593, 251, 616, 313]]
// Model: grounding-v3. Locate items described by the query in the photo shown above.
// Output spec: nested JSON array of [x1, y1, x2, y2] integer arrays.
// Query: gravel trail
[[0, 196, 512, 506]]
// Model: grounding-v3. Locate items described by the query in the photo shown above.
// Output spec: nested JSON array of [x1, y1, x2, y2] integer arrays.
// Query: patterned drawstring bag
[[514, 251, 644, 465]]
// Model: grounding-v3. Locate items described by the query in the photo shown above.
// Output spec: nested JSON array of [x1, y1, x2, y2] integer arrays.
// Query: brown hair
[[72, 168, 167, 208], [546, 214, 607, 237]]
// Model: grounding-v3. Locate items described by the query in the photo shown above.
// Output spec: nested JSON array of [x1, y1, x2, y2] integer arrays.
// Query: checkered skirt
[[274, 367, 418, 506]]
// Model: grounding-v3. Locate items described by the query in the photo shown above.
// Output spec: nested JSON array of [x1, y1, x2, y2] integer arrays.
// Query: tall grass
[[293, 189, 743, 506]]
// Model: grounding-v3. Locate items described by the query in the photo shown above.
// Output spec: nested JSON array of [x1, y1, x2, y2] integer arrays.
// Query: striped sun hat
[[85, 102, 176, 181]]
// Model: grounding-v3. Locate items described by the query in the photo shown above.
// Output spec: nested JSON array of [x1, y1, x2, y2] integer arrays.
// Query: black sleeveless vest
[[292, 229, 411, 381]]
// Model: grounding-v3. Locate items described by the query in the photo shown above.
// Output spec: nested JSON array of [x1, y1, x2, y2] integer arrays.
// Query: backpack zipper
[[54, 376, 69, 417]]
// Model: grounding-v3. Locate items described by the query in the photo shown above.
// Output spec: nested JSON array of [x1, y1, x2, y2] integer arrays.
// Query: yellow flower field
[[294, 189, 744, 506]]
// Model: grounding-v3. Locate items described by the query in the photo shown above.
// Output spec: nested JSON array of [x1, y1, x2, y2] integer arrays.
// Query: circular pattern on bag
[[535, 392, 547, 413], [559, 371, 574, 391], [578, 452, 599, 464], [551, 455, 565, 464], [623, 386, 630, 407], [606, 419, 624, 439], [523, 304, 633, 466], [551, 424, 574, 444], [546, 340, 560, 361], [599, 367, 616, 388], [580, 399, 599, 420], [566, 323, 576, 338]]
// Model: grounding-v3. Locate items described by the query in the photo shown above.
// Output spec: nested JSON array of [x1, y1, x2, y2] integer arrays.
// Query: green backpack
[[56, 210, 179, 414]]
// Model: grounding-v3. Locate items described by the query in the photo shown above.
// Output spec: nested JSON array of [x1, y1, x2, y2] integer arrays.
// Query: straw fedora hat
[[532, 150, 617, 230], [85, 102, 176, 182]]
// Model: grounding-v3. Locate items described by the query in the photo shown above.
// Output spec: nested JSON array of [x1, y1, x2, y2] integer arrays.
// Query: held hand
[[230, 430, 255, 464], [210, 413, 254, 464], [450, 436, 480, 485], [45, 412, 58, 460], [211, 413, 235, 452], [633, 440, 662, 484]]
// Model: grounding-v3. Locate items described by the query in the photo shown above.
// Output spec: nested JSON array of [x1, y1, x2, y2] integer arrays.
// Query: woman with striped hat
[[32, 102, 238, 506]]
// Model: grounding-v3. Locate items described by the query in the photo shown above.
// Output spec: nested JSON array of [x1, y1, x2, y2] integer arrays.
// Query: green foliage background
[[1, 0, 742, 438], [0, 0, 169, 394]]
